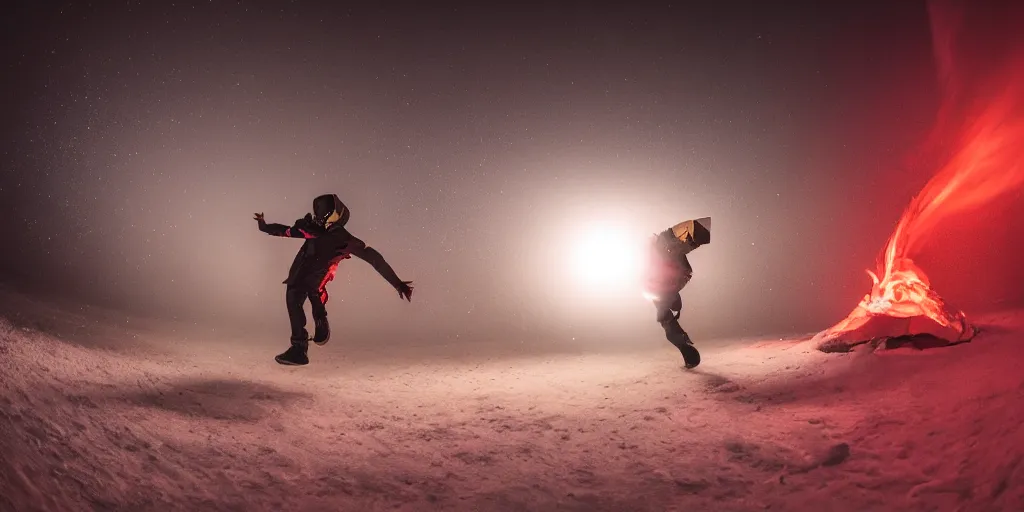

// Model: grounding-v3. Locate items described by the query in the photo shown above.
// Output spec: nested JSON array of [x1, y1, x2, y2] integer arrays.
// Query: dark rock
[[821, 443, 850, 467]]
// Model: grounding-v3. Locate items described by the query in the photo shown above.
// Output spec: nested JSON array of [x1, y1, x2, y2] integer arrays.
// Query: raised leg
[[654, 293, 700, 369]]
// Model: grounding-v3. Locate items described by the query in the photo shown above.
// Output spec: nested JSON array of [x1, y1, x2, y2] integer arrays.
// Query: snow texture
[[1, 288, 1023, 511]]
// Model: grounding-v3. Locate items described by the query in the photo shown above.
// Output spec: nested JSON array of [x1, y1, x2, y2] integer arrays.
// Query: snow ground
[[1, 289, 1022, 512]]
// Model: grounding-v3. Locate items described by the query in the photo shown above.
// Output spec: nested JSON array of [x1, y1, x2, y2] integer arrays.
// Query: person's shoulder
[[328, 226, 368, 249], [325, 225, 356, 241]]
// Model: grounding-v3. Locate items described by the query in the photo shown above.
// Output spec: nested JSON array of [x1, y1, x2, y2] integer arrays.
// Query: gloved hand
[[396, 281, 414, 302], [253, 212, 266, 227]]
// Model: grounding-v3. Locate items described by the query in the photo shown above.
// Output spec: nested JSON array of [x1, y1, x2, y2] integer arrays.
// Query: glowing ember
[[818, 2, 1024, 349]]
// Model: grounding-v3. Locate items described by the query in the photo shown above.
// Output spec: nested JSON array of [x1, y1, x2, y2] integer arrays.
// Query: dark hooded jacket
[[258, 211, 404, 292]]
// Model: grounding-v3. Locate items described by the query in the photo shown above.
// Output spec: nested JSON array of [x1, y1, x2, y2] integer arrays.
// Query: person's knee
[[654, 293, 682, 323], [304, 285, 328, 309], [655, 308, 674, 324], [286, 286, 311, 307]]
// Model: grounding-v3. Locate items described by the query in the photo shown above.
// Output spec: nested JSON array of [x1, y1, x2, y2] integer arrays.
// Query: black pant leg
[[308, 285, 328, 321], [654, 292, 691, 352], [285, 284, 310, 346]]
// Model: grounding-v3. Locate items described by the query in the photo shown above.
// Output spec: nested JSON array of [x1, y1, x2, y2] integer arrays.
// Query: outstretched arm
[[347, 236, 413, 301], [254, 213, 323, 239]]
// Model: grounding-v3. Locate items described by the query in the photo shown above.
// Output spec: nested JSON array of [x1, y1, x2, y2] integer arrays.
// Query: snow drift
[[2, 288, 1023, 511]]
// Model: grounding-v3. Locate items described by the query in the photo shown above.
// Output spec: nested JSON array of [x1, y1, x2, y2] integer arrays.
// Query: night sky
[[3, 1, 1022, 347]]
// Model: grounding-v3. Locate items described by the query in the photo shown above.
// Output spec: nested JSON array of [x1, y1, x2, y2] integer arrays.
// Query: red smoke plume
[[820, 1, 1024, 344]]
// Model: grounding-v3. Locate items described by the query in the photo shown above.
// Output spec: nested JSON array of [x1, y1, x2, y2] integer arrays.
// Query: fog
[[2, 1, 1022, 349]]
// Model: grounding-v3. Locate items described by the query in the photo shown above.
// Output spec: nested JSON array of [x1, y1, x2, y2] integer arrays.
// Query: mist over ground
[[2, 2, 1022, 348]]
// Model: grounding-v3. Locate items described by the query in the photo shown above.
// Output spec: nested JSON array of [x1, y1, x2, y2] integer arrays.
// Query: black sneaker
[[275, 344, 309, 366], [312, 316, 331, 346], [663, 322, 700, 369], [676, 330, 701, 369], [680, 343, 701, 369]]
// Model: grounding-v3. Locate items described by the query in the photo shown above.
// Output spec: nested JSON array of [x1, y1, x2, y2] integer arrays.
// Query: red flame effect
[[822, 3, 1024, 342]]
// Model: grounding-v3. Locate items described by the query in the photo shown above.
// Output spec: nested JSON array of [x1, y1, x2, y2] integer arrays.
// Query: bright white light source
[[569, 224, 643, 292]]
